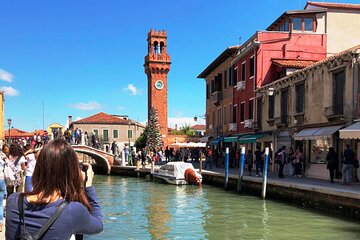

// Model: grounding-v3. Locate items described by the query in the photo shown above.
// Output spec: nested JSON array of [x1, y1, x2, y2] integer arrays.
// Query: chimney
[[68, 116, 73, 129]]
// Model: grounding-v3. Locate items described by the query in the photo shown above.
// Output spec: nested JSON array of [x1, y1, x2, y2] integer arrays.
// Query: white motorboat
[[153, 162, 202, 185]]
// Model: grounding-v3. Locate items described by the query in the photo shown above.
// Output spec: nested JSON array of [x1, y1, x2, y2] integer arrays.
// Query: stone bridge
[[72, 145, 115, 174]]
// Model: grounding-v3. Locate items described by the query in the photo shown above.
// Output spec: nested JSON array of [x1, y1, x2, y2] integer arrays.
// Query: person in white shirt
[[24, 145, 37, 192], [7, 143, 26, 194]]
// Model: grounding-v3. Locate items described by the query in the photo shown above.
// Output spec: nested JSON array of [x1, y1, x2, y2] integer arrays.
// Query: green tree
[[146, 107, 162, 149], [135, 126, 148, 150], [179, 124, 195, 136]]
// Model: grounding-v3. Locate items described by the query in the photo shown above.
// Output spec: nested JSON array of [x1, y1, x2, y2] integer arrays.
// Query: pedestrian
[[5, 139, 103, 239], [276, 146, 287, 178], [287, 147, 295, 176], [294, 147, 304, 177], [245, 149, 254, 176], [342, 144, 355, 185], [0, 145, 7, 232], [165, 147, 170, 162], [254, 145, 263, 176], [326, 147, 338, 183], [7, 144, 26, 195], [204, 147, 212, 169], [24, 145, 37, 192], [111, 140, 117, 155]]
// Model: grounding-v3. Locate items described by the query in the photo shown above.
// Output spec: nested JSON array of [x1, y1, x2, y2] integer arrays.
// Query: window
[[241, 62, 246, 81], [233, 67, 238, 84], [250, 56, 255, 78], [249, 99, 254, 120], [229, 104, 233, 123], [295, 83, 305, 113], [93, 129, 99, 137], [211, 80, 215, 93], [128, 129, 133, 139], [279, 21, 289, 31], [240, 102, 245, 122], [233, 105, 237, 123], [215, 73, 222, 91], [281, 89, 289, 123], [256, 98, 262, 128], [113, 129, 119, 139], [304, 18, 313, 31], [206, 84, 210, 99], [224, 70, 227, 89], [103, 129, 109, 142], [268, 95, 274, 119], [223, 106, 227, 125], [333, 70, 345, 114], [293, 17, 302, 31]]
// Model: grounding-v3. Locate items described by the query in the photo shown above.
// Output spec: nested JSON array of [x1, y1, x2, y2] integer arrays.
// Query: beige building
[[256, 44, 360, 179], [70, 112, 145, 149], [197, 46, 239, 139]]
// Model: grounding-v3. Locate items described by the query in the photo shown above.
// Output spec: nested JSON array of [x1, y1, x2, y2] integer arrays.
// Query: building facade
[[72, 112, 145, 149], [256, 45, 360, 179]]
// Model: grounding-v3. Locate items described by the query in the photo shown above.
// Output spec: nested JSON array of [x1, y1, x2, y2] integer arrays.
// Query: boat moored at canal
[[153, 162, 202, 185]]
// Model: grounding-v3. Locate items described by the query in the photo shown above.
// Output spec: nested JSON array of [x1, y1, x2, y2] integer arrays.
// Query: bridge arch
[[72, 145, 114, 174]]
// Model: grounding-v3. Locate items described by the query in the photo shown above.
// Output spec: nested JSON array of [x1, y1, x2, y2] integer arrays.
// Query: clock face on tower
[[155, 80, 164, 90]]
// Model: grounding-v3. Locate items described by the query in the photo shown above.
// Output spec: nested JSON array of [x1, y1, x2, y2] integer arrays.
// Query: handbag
[[4, 156, 22, 186], [16, 194, 69, 240]]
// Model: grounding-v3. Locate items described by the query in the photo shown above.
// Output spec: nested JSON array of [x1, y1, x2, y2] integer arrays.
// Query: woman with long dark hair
[[5, 139, 103, 239]]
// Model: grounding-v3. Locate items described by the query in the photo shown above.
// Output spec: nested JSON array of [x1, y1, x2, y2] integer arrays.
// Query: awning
[[339, 122, 360, 139], [223, 136, 238, 143], [210, 140, 219, 145], [294, 125, 342, 140], [199, 136, 211, 143], [239, 134, 265, 144]]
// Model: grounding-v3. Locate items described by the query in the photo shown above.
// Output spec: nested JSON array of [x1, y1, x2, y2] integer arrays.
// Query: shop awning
[[239, 134, 265, 144], [210, 140, 219, 145], [339, 122, 360, 139], [294, 125, 342, 140], [199, 136, 211, 143], [223, 136, 238, 143]]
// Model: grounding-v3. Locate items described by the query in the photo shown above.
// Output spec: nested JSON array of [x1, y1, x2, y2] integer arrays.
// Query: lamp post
[[7, 118, 12, 144]]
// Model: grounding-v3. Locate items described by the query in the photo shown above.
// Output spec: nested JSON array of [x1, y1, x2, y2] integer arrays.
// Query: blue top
[[6, 186, 103, 239]]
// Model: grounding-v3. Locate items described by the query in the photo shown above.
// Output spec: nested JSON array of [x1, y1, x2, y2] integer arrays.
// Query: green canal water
[[88, 175, 359, 240]]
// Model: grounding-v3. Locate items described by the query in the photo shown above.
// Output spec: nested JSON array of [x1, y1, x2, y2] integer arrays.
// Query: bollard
[[261, 147, 269, 199], [237, 147, 246, 193], [225, 147, 229, 190], [199, 152, 203, 174]]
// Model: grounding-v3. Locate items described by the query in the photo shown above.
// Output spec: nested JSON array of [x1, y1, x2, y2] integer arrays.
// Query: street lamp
[[7, 118, 12, 144], [193, 114, 205, 122]]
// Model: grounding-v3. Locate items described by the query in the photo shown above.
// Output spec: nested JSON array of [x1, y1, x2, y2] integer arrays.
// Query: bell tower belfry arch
[[144, 29, 171, 144]]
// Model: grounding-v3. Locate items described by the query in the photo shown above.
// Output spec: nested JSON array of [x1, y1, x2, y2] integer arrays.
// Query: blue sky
[[1, 0, 358, 131]]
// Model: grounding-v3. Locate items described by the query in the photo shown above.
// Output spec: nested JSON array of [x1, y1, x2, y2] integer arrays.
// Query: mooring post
[[225, 147, 229, 190], [237, 147, 245, 193], [199, 152, 203, 174], [261, 147, 269, 199]]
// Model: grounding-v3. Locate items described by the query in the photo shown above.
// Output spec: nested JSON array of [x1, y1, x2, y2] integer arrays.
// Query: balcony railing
[[323, 105, 344, 118], [212, 91, 222, 105], [229, 123, 237, 131]]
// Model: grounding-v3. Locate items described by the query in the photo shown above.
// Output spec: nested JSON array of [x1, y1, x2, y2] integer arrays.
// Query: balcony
[[212, 91, 222, 106], [229, 123, 237, 131], [275, 115, 289, 128], [323, 105, 344, 120], [294, 112, 305, 126]]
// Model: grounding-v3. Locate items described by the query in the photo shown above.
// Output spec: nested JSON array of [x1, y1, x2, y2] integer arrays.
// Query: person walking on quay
[[342, 144, 355, 185], [277, 146, 287, 178], [24, 145, 37, 192], [165, 147, 170, 162], [287, 147, 295, 176], [254, 145, 263, 176], [326, 147, 338, 183], [245, 149, 254, 176], [293, 147, 304, 177], [204, 147, 212, 169], [5, 139, 103, 239]]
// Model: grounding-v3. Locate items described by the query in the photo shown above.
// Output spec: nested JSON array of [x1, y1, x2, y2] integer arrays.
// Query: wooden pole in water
[[237, 147, 245, 193], [261, 147, 269, 199], [225, 147, 229, 190]]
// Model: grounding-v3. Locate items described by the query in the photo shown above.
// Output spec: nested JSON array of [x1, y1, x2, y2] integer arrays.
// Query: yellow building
[[47, 123, 65, 139]]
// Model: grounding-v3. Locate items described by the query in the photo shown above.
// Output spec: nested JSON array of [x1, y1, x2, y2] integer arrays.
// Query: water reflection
[[88, 176, 360, 240]]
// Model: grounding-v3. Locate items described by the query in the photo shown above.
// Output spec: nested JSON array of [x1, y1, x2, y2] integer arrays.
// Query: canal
[[88, 175, 360, 240]]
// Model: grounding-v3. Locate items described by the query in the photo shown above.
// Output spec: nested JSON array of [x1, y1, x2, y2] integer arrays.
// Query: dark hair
[[28, 139, 91, 210], [346, 144, 351, 149], [329, 147, 335, 154], [9, 143, 23, 156]]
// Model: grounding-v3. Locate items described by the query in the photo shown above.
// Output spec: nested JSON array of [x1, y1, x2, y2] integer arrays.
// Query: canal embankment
[[111, 165, 360, 220]]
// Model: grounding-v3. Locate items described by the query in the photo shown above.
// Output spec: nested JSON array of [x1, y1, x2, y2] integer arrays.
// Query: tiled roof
[[5, 128, 32, 138], [306, 1, 360, 10], [191, 124, 206, 130], [197, 46, 240, 78], [75, 112, 129, 125], [272, 59, 317, 68]]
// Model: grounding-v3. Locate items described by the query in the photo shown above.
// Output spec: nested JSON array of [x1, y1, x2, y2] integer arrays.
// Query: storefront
[[294, 125, 342, 179]]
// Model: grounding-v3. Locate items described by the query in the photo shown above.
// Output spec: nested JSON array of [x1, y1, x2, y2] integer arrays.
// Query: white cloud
[[69, 101, 102, 111], [0, 69, 14, 82], [123, 84, 142, 96], [0, 86, 20, 96], [168, 117, 205, 129]]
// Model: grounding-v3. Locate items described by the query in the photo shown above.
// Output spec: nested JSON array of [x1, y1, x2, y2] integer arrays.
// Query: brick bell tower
[[144, 29, 171, 144]]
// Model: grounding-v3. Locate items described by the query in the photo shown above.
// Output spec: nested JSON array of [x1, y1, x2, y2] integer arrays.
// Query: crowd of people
[[0, 139, 103, 238]]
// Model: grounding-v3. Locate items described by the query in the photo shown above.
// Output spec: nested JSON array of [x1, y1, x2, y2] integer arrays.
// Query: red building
[[232, 9, 328, 136]]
